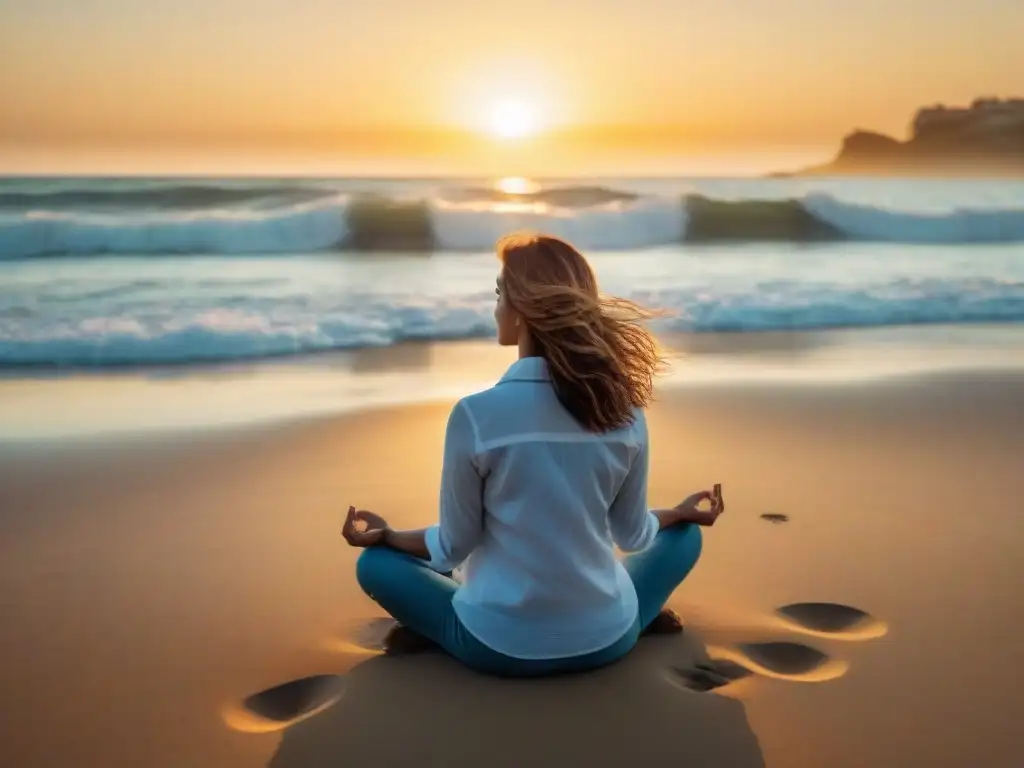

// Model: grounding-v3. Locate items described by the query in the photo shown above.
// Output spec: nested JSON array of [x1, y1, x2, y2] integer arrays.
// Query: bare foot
[[643, 609, 684, 636], [382, 625, 438, 655]]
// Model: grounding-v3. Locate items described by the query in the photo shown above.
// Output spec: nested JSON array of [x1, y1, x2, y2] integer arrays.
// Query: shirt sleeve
[[424, 399, 485, 573], [607, 413, 659, 553]]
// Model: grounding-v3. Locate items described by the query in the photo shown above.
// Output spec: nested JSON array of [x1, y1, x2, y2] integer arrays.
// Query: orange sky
[[1, 0, 1021, 175]]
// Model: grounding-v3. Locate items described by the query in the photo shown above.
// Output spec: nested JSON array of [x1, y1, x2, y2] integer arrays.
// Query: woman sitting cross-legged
[[342, 232, 725, 678]]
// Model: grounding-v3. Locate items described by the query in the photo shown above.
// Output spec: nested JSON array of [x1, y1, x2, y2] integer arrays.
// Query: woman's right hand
[[674, 484, 725, 526], [342, 506, 391, 548]]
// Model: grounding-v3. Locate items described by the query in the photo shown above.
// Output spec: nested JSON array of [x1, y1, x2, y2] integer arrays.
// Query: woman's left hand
[[671, 483, 725, 527], [342, 505, 391, 548]]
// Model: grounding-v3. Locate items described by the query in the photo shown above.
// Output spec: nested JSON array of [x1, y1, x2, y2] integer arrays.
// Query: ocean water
[[1, 175, 1023, 368]]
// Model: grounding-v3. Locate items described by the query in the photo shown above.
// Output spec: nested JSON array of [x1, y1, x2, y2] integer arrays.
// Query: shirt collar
[[499, 356, 551, 383]]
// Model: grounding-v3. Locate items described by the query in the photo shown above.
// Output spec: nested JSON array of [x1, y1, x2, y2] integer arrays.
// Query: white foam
[[3, 277, 1021, 367], [804, 193, 1024, 243], [0, 196, 349, 258]]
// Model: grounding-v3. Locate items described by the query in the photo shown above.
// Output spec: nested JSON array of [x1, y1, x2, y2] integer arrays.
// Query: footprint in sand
[[222, 675, 346, 733], [342, 617, 439, 655], [227, 618, 439, 733], [671, 659, 753, 692], [760, 512, 789, 524], [675, 640, 843, 690], [349, 617, 398, 652], [776, 602, 889, 640], [679, 601, 887, 690], [733, 641, 836, 677]]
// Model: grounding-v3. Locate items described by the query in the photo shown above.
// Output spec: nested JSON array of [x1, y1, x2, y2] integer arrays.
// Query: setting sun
[[487, 100, 539, 140]]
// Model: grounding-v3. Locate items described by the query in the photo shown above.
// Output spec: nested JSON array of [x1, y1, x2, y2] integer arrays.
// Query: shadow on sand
[[266, 632, 765, 767]]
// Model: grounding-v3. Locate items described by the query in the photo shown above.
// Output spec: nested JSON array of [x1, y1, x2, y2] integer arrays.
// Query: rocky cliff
[[784, 97, 1024, 176]]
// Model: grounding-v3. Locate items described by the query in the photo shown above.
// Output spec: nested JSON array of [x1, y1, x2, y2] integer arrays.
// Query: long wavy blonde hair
[[497, 232, 664, 432]]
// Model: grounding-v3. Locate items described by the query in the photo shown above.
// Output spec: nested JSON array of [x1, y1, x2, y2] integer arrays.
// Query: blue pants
[[356, 523, 703, 678]]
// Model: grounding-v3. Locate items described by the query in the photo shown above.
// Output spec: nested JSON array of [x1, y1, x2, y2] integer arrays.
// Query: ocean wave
[[803, 193, 1024, 242], [682, 194, 841, 241], [431, 195, 688, 251], [441, 185, 639, 207], [3, 187, 1024, 258], [0, 196, 350, 258], [0, 183, 334, 211], [3, 278, 1021, 367]]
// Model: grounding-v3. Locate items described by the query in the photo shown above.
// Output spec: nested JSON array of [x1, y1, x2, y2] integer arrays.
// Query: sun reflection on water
[[495, 176, 539, 195]]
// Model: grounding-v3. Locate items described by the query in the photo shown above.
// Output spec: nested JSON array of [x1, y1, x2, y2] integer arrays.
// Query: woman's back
[[431, 355, 656, 660]]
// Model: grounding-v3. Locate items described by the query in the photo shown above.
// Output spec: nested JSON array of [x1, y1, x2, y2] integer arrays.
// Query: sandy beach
[[4, 0, 1024, 761], [2, 342, 1023, 767]]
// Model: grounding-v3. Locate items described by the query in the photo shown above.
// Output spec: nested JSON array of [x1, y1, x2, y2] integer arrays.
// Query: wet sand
[[1, 366, 1023, 767]]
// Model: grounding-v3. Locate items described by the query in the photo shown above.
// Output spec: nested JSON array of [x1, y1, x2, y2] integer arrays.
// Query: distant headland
[[776, 97, 1024, 177]]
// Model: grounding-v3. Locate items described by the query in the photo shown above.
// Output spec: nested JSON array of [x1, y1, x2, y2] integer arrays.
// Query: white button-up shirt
[[424, 356, 659, 659]]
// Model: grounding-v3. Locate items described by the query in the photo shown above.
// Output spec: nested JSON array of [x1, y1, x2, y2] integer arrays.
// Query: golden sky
[[1, 0, 1020, 174]]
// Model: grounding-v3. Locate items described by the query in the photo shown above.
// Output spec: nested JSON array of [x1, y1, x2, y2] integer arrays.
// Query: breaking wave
[[4, 275, 1022, 367], [3, 184, 1024, 258]]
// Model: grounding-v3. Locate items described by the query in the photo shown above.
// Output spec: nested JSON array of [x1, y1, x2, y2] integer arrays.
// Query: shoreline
[[3, 322, 1022, 378], [1, 324, 1022, 443]]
